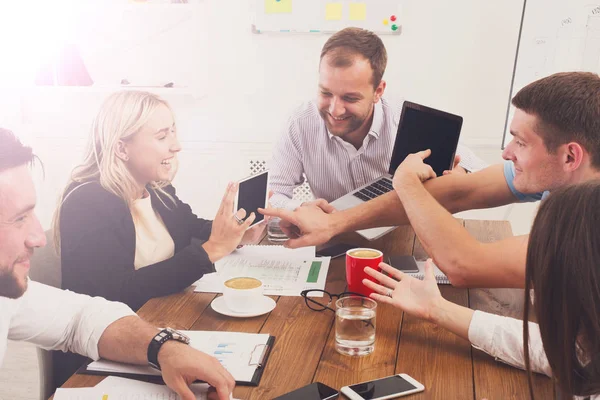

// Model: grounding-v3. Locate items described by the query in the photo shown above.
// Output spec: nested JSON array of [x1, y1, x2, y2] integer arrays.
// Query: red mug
[[346, 248, 383, 296]]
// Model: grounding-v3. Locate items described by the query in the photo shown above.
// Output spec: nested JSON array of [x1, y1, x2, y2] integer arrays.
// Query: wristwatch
[[147, 327, 190, 370]]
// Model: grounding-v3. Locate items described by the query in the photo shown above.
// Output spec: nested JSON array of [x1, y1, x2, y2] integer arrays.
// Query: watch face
[[165, 327, 191, 344]]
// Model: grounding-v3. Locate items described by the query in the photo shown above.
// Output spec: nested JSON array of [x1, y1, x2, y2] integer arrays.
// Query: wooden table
[[57, 220, 554, 399]]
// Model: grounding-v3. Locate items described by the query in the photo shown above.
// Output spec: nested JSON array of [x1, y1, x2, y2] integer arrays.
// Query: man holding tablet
[[268, 27, 484, 212], [262, 72, 600, 289]]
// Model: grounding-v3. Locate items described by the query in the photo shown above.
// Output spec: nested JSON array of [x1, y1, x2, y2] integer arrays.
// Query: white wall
[[0, 0, 534, 233]]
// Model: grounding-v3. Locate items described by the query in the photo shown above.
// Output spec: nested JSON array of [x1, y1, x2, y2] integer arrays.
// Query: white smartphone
[[233, 170, 269, 229], [340, 374, 424, 400]]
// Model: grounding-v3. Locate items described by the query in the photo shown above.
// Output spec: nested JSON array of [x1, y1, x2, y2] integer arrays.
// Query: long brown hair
[[524, 181, 600, 399]]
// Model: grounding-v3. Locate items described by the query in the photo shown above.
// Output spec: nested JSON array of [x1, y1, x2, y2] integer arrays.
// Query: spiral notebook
[[410, 260, 450, 285]]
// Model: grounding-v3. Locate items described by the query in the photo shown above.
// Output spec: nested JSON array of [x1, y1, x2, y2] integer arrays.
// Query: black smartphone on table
[[273, 382, 338, 400], [316, 243, 355, 259], [386, 255, 419, 273]]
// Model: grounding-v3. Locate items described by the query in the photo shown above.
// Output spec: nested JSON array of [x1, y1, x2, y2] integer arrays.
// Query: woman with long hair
[[364, 181, 600, 399], [52, 90, 264, 386]]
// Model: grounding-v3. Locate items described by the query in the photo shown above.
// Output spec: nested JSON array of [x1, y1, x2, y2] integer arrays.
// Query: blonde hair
[[52, 90, 177, 252]]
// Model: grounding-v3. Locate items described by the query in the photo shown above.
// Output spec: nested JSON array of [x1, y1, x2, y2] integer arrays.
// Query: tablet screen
[[390, 104, 463, 177], [236, 171, 268, 227]]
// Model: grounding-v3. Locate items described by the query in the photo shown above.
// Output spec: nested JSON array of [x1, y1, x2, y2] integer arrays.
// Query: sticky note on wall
[[325, 3, 343, 20], [265, 0, 292, 14], [349, 3, 366, 21]]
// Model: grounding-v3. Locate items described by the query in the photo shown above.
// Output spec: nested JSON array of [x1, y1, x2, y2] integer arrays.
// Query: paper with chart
[[87, 331, 271, 384], [193, 245, 330, 296]]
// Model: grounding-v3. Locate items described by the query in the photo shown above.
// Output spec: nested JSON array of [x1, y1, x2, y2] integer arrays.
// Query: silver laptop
[[330, 101, 463, 240]]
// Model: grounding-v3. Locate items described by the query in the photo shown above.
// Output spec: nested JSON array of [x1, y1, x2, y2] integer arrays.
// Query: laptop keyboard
[[352, 177, 394, 202]]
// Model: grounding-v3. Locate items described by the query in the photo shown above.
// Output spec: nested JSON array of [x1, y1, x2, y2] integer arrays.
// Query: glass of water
[[267, 217, 288, 243], [335, 296, 377, 356]]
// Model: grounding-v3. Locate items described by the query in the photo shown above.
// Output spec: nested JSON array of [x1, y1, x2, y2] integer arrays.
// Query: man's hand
[[158, 341, 235, 400], [443, 154, 468, 175], [301, 198, 337, 214], [392, 150, 437, 191], [258, 204, 336, 248]]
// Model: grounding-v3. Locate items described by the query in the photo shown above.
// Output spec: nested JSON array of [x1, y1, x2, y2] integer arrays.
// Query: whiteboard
[[253, 0, 402, 34], [503, 0, 600, 147]]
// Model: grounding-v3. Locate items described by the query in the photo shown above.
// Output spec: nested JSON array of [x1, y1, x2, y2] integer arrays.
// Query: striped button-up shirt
[[269, 98, 482, 209]]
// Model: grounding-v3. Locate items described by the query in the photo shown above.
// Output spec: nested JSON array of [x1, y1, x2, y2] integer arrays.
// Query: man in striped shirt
[[269, 27, 484, 210]]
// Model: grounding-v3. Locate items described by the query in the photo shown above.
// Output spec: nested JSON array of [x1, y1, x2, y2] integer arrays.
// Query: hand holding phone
[[234, 171, 269, 229], [341, 374, 424, 400]]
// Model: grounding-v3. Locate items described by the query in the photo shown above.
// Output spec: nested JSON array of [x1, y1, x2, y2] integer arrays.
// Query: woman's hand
[[203, 182, 256, 262], [362, 259, 444, 322], [239, 219, 267, 246]]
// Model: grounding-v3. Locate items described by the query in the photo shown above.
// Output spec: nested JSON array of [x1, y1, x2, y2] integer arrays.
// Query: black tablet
[[389, 101, 463, 177]]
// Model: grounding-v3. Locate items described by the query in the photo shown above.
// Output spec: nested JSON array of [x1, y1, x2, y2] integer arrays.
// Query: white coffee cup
[[222, 277, 264, 313]]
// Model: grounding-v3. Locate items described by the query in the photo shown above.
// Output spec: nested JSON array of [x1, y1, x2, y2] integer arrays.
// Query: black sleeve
[[162, 185, 213, 240], [60, 184, 215, 311]]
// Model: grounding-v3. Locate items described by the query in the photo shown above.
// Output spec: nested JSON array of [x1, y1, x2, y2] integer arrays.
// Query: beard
[[318, 109, 368, 138], [0, 252, 31, 299], [0, 265, 27, 299]]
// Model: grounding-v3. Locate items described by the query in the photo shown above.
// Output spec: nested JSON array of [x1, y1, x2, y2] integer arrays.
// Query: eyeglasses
[[300, 289, 367, 313]]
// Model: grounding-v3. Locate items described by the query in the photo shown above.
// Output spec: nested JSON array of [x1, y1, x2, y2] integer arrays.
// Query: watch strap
[[147, 329, 174, 370]]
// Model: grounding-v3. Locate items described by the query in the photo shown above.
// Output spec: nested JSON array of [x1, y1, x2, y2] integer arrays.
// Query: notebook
[[409, 260, 450, 285], [82, 331, 275, 386]]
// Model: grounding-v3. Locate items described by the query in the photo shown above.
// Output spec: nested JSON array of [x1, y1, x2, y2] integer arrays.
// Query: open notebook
[[410, 261, 450, 285]]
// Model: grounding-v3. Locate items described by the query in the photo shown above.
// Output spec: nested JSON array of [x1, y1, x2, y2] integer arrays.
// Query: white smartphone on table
[[233, 170, 269, 229], [340, 374, 424, 400]]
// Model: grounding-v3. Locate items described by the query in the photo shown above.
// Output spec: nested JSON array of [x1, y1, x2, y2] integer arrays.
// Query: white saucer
[[211, 295, 276, 318]]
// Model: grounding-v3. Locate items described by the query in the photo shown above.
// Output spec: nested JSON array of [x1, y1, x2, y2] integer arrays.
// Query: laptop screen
[[389, 102, 463, 177]]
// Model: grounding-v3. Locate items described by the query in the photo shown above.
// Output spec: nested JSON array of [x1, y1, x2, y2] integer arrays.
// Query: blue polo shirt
[[503, 160, 550, 202]]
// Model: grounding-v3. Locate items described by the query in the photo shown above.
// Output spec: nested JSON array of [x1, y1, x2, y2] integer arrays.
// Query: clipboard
[[79, 334, 276, 386]]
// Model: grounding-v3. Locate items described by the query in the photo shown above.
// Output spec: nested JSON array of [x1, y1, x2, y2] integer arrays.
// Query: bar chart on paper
[[253, 0, 403, 34]]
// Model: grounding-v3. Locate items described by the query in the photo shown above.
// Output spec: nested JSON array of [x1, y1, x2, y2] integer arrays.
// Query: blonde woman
[[55, 90, 264, 309], [52, 91, 265, 386]]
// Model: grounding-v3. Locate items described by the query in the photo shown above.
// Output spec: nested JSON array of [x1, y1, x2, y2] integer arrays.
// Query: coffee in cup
[[224, 277, 262, 290], [223, 277, 264, 313], [346, 248, 383, 296], [348, 249, 382, 258]]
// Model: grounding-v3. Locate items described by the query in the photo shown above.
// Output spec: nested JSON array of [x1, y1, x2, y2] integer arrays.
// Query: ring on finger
[[233, 214, 244, 225], [386, 289, 393, 298]]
